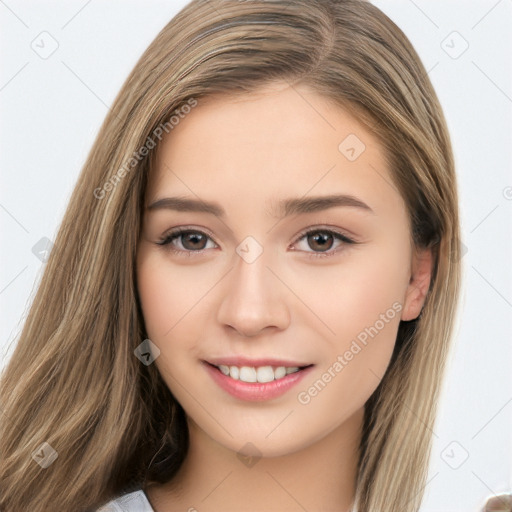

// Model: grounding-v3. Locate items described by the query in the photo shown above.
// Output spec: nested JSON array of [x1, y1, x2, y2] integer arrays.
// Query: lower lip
[[202, 361, 314, 402]]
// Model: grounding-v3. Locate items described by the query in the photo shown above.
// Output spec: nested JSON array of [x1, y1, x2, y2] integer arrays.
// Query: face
[[136, 81, 432, 458]]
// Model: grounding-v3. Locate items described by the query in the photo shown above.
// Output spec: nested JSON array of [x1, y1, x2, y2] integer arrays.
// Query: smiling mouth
[[205, 362, 314, 384]]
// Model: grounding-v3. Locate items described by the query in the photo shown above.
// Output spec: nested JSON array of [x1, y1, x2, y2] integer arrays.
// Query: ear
[[401, 246, 434, 321]]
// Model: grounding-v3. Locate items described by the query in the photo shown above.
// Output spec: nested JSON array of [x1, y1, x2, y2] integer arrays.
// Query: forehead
[[147, 82, 404, 221]]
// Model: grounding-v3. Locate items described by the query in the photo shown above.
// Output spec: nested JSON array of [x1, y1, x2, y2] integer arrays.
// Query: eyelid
[[156, 225, 219, 250], [290, 225, 357, 247], [289, 225, 358, 258], [156, 224, 358, 257]]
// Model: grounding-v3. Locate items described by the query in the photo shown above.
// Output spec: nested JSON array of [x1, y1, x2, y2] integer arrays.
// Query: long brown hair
[[0, 1, 461, 510]]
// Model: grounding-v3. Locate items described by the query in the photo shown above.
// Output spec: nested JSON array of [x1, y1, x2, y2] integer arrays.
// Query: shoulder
[[96, 489, 155, 511]]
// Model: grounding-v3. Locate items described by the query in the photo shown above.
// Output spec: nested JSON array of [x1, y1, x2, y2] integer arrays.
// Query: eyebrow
[[146, 194, 375, 217]]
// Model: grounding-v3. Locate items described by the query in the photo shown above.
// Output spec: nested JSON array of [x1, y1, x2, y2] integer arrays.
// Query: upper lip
[[204, 357, 313, 368]]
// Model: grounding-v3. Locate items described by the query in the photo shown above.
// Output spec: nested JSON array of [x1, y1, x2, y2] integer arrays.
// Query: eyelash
[[156, 226, 358, 259]]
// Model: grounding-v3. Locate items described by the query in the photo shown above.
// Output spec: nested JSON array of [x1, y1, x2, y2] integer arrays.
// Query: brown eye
[[306, 231, 334, 252], [157, 229, 217, 254], [180, 231, 208, 250], [292, 228, 356, 257]]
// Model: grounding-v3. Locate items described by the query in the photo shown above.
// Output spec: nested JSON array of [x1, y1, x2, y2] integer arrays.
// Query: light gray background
[[1, 1, 511, 510]]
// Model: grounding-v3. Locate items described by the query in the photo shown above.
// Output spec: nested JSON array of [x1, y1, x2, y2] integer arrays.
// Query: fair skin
[[136, 81, 432, 512]]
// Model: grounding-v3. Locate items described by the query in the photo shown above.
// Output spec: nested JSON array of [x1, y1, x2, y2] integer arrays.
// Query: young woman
[[0, 1, 464, 510]]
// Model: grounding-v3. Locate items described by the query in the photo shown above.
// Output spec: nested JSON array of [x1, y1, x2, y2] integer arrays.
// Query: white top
[[96, 490, 155, 511]]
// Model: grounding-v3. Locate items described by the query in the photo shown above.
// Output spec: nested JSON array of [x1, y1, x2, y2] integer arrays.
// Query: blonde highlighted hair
[[0, 1, 461, 510]]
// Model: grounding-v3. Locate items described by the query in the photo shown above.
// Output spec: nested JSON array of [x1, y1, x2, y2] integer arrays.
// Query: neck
[[145, 407, 364, 512]]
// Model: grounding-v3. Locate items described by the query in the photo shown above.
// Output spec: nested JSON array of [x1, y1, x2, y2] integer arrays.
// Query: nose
[[216, 247, 291, 338]]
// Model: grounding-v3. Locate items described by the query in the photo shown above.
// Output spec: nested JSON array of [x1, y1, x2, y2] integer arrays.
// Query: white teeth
[[216, 364, 303, 383], [218, 365, 230, 376], [229, 366, 239, 380], [256, 366, 274, 383], [274, 366, 287, 379], [239, 366, 257, 382]]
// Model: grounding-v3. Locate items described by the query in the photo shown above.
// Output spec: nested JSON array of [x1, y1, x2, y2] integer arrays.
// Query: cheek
[[332, 248, 408, 375], [294, 254, 406, 431], [136, 251, 210, 339], [137, 265, 175, 339], [136, 257, 203, 387], [291, 243, 409, 413], [136, 250, 225, 395], [291, 244, 409, 339]]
